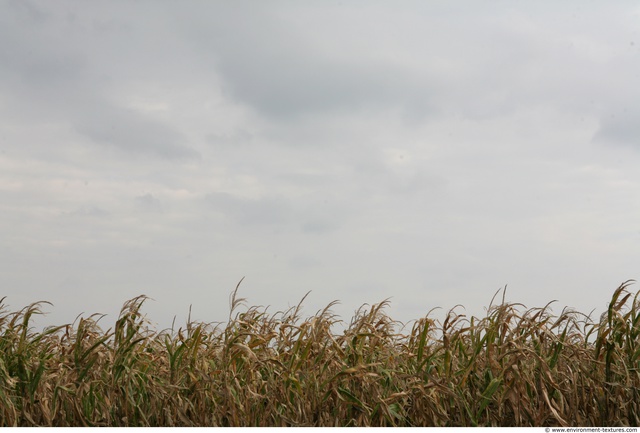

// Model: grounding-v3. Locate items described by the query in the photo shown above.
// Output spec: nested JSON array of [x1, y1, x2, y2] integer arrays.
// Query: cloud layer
[[1, 1, 639, 329]]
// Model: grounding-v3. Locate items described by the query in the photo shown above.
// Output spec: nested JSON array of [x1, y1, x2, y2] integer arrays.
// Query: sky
[[1, 1, 639, 332]]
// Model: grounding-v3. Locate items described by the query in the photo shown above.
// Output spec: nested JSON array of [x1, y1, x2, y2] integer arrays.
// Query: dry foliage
[[1, 280, 639, 426]]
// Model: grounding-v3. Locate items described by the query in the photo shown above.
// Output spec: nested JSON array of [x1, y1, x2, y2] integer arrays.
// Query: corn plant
[[0, 280, 638, 426]]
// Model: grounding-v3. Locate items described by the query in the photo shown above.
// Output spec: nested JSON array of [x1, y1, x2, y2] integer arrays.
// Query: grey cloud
[[0, 21, 197, 160], [205, 192, 292, 226], [367, 168, 447, 198], [204, 191, 349, 233], [175, 2, 634, 124], [5, 0, 48, 23], [177, 4, 438, 120], [215, 52, 425, 119], [205, 129, 254, 147], [66, 205, 110, 218], [75, 102, 199, 159], [135, 193, 163, 213], [2, 0, 639, 333], [301, 220, 339, 235], [174, 5, 455, 120], [0, 1, 198, 160], [593, 107, 640, 148], [0, 2, 87, 118], [288, 254, 321, 269]]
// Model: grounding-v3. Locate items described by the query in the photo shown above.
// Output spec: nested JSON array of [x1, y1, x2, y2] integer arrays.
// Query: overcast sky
[[1, 1, 639, 331]]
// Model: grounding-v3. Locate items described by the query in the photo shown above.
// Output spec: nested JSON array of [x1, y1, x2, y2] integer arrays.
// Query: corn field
[[1, 280, 639, 427]]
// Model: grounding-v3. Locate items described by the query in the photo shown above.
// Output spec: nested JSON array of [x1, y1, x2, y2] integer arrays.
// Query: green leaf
[[476, 377, 502, 420]]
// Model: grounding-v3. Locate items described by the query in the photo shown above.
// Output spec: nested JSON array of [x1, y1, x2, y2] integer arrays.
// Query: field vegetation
[[1, 280, 639, 426]]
